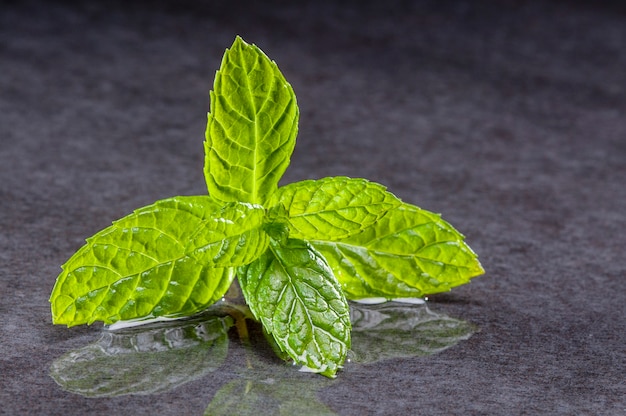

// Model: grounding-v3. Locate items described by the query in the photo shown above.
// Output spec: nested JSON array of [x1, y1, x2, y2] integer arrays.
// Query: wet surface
[[1, 0, 625, 414], [49, 298, 475, 414]]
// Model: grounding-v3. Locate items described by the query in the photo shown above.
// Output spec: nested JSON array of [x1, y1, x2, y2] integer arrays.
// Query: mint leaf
[[187, 201, 269, 267], [270, 177, 401, 240], [50, 196, 237, 326], [238, 239, 351, 378], [204, 36, 299, 205], [309, 203, 485, 300]]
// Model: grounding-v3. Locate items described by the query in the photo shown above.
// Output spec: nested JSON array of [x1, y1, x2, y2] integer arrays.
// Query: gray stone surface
[[1, 0, 625, 414]]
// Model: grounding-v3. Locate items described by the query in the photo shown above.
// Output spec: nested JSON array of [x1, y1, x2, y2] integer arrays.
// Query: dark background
[[1, 0, 624, 414]]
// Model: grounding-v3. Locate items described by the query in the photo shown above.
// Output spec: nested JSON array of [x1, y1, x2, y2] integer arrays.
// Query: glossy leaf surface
[[187, 201, 269, 266], [310, 203, 484, 299], [270, 177, 401, 240], [204, 36, 298, 205], [238, 239, 351, 377], [49, 196, 266, 326]]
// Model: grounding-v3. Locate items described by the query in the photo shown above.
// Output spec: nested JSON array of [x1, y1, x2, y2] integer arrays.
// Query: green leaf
[[50, 313, 234, 397], [310, 203, 485, 300], [187, 201, 270, 267], [238, 239, 351, 378], [49, 196, 257, 327], [270, 177, 401, 240], [204, 36, 299, 205]]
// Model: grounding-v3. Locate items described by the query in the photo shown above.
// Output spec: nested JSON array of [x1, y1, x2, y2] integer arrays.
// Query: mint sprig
[[50, 36, 484, 378]]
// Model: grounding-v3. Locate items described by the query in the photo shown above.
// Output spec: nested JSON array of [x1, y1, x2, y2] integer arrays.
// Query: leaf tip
[[233, 34, 246, 45]]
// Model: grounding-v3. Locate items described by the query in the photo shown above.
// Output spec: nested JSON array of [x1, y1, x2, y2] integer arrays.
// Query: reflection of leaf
[[50, 297, 475, 412], [204, 378, 338, 416], [204, 314, 338, 415], [50, 313, 234, 397], [349, 302, 476, 364]]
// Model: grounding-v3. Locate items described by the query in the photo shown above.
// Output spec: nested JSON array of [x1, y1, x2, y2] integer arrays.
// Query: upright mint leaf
[[50, 196, 252, 327], [238, 239, 351, 378], [204, 36, 299, 205], [309, 203, 485, 300], [269, 177, 401, 240]]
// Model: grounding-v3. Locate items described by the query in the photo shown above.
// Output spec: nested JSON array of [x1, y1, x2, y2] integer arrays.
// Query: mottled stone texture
[[1, 0, 624, 414]]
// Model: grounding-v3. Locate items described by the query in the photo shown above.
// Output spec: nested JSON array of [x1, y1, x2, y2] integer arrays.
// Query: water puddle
[[50, 298, 476, 414]]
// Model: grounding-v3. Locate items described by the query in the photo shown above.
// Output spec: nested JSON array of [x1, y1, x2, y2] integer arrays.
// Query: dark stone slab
[[1, 0, 624, 414]]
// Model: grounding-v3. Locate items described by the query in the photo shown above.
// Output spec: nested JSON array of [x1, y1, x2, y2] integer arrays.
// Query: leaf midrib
[[238, 43, 260, 204]]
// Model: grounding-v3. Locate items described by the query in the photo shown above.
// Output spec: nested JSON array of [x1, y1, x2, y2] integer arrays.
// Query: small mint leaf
[[204, 36, 299, 205], [310, 203, 485, 300], [262, 221, 290, 244], [238, 239, 351, 378], [271, 177, 401, 240], [187, 201, 269, 267], [50, 196, 237, 327]]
